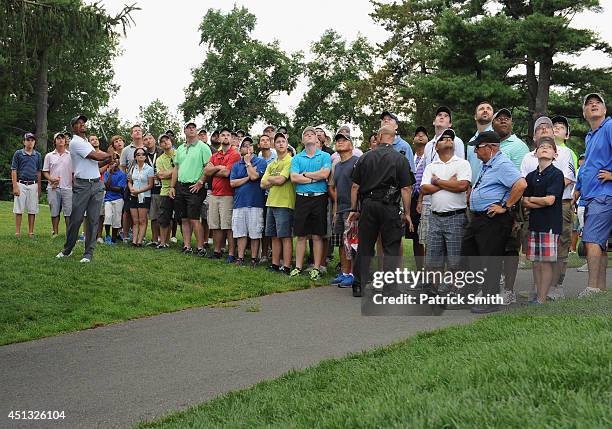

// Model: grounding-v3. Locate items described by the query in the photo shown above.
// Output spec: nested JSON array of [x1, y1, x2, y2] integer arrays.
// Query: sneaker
[[226, 255, 236, 264], [267, 264, 280, 272], [290, 267, 302, 277], [235, 257, 244, 266], [500, 289, 517, 306], [119, 231, 125, 241], [319, 266, 327, 274], [528, 299, 543, 305], [104, 236, 113, 245], [78, 234, 85, 242], [309, 268, 322, 281], [51, 232, 58, 239], [331, 274, 346, 285], [79, 257, 91, 263], [338, 274, 354, 288], [123, 238, 130, 244], [146, 241, 159, 247], [547, 286, 565, 300], [208, 252, 222, 259], [576, 263, 589, 272], [56, 251, 72, 258], [181, 247, 193, 255], [156, 243, 169, 250], [96, 237, 104, 244], [128, 231, 133, 240], [259, 256, 269, 264], [170, 237, 178, 243], [250, 258, 258, 268], [279, 266, 291, 275], [578, 287, 601, 298], [196, 248, 207, 257]]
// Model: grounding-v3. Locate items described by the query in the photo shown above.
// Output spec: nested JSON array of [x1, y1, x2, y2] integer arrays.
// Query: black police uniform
[[351, 143, 415, 296]]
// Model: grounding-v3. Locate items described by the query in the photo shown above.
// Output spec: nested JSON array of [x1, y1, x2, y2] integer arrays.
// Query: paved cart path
[[0, 269, 595, 428]]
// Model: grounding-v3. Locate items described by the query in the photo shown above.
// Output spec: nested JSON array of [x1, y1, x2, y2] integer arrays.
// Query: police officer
[[460, 131, 527, 313], [348, 125, 415, 297]]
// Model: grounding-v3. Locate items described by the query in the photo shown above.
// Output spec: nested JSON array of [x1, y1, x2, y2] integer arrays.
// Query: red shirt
[[210, 147, 240, 196]]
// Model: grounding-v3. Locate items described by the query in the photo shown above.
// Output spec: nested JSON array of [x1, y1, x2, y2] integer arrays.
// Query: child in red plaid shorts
[[523, 137, 565, 303]]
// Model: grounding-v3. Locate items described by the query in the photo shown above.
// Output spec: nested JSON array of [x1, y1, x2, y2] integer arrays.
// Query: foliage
[[181, 6, 302, 132], [138, 99, 181, 141]]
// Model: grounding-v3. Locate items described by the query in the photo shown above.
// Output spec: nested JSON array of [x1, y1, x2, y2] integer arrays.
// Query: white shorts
[[232, 207, 264, 239], [47, 187, 72, 217], [13, 182, 39, 214], [104, 199, 124, 228]]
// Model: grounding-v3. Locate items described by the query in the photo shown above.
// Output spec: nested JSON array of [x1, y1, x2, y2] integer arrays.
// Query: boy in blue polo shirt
[[289, 126, 332, 280], [523, 137, 565, 304], [11, 133, 42, 237]]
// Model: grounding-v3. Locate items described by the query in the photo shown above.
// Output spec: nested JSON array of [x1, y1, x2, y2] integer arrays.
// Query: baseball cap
[[435, 106, 452, 120], [380, 111, 399, 122], [236, 129, 246, 136], [277, 126, 288, 134], [274, 132, 287, 141], [240, 136, 254, 147], [493, 108, 512, 120], [219, 127, 232, 134], [334, 132, 352, 142], [315, 125, 329, 136], [533, 116, 553, 134], [337, 125, 351, 135], [414, 126, 428, 137], [302, 126, 317, 138], [198, 128, 207, 134], [164, 129, 175, 136], [468, 131, 501, 146], [158, 133, 171, 143], [211, 130, 219, 136], [583, 93, 605, 106], [551, 115, 570, 135], [183, 121, 197, 129], [438, 128, 456, 141], [69, 115, 87, 127], [23, 132, 35, 140], [263, 124, 276, 132], [579, 153, 586, 159], [53, 132, 65, 140]]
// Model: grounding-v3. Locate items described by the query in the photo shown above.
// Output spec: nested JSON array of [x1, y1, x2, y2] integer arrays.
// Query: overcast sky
[[99, 0, 612, 133]]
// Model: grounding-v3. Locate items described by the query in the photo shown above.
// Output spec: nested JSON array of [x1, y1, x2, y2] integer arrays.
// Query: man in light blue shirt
[[290, 126, 332, 280], [380, 111, 415, 172], [466, 101, 494, 184], [459, 131, 527, 314]]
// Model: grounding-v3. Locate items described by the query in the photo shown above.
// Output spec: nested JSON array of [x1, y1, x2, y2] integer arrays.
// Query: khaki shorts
[[557, 201, 573, 260], [208, 195, 233, 230], [13, 182, 39, 215], [48, 187, 72, 217], [149, 193, 162, 221]]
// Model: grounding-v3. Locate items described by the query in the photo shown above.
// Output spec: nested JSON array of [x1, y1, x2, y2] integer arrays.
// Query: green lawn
[[0, 201, 326, 345], [139, 294, 611, 429]]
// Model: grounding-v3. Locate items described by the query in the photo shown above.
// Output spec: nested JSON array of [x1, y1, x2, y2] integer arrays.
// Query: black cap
[[438, 128, 456, 141], [551, 115, 570, 135], [219, 127, 232, 134], [493, 108, 512, 120], [468, 131, 501, 146], [435, 106, 452, 120], [70, 115, 87, 127], [380, 111, 399, 122], [236, 129, 246, 136], [211, 130, 220, 136], [240, 136, 254, 147], [164, 129, 175, 136], [334, 132, 352, 142], [198, 128, 207, 135], [414, 126, 428, 137], [274, 132, 287, 141]]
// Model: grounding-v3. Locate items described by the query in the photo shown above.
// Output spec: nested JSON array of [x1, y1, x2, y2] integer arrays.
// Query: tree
[[87, 108, 132, 148], [0, 0, 138, 153], [138, 99, 181, 141], [293, 30, 375, 140], [181, 6, 302, 131]]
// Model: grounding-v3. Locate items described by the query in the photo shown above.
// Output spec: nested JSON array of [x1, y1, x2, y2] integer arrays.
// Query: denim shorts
[[582, 195, 612, 251], [265, 207, 294, 238]]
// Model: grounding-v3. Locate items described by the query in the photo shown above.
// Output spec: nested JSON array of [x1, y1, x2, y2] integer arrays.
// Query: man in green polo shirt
[[156, 133, 175, 249], [168, 121, 212, 256]]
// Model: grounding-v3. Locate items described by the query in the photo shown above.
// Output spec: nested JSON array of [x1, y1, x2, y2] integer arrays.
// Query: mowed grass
[[0, 201, 324, 345], [139, 294, 612, 429]]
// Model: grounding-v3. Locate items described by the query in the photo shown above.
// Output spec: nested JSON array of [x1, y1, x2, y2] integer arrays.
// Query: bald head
[[377, 126, 396, 145]]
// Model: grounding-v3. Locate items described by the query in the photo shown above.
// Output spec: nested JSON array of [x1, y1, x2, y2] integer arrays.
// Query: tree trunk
[[535, 55, 552, 117], [525, 58, 537, 146], [35, 48, 49, 154]]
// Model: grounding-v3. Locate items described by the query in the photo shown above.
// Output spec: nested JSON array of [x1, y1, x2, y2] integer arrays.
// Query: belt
[[433, 208, 466, 217], [297, 192, 326, 197], [75, 177, 100, 183], [18, 180, 37, 185]]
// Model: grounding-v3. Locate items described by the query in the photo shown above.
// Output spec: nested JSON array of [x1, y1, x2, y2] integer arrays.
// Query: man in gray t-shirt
[[120, 124, 145, 172]]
